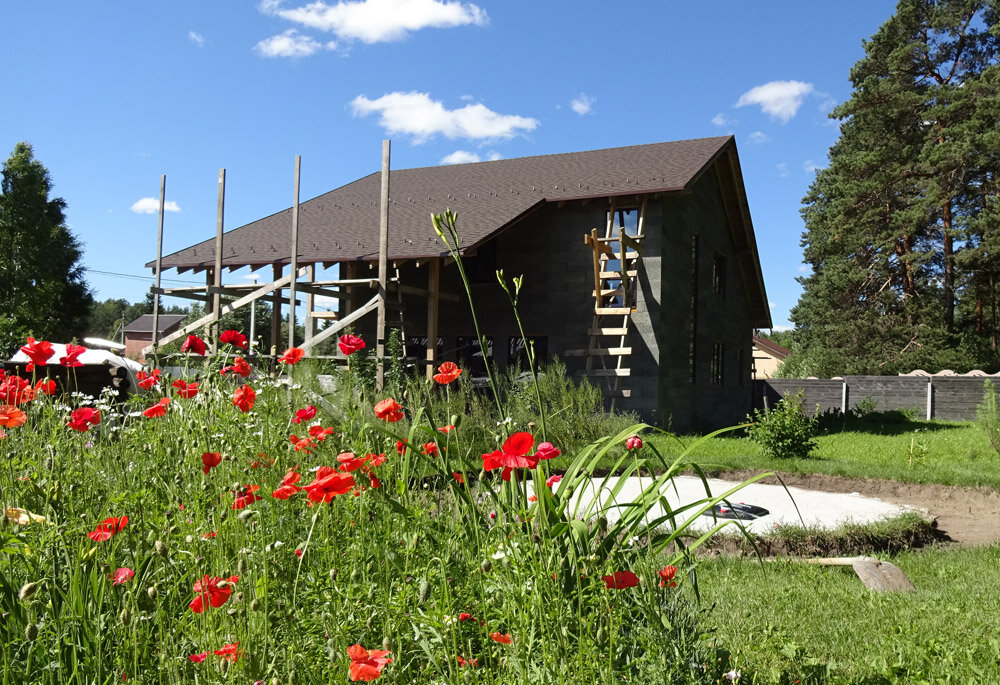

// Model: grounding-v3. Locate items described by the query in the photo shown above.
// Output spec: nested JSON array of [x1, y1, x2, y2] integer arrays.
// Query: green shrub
[[977, 379, 1000, 457], [746, 391, 818, 459]]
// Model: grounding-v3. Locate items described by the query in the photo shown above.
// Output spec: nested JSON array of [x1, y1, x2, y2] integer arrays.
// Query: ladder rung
[[588, 327, 629, 335], [593, 288, 622, 297], [599, 270, 637, 278], [611, 251, 640, 260], [595, 307, 631, 315], [564, 347, 632, 357], [309, 311, 340, 320], [581, 368, 631, 378]]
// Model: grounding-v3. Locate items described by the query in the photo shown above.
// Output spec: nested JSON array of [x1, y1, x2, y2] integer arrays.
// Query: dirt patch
[[711, 469, 1000, 548]]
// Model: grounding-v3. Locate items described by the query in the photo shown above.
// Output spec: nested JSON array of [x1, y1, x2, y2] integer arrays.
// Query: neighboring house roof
[[123, 314, 186, 335], [753, 335, 791, 360], [147, 135, 770, 328]]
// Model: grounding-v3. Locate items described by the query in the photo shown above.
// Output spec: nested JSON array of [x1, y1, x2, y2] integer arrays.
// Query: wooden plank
[[425, 257, 440, 380], [309, 311, 340, 320], [212, 168, 225, 338], [613, 251, 640, 260], [619, 226, 630, 309], [299, 294, 379, 352], [581, 368, 631, 377], [289, 155, 301, 350], [376, 139, 390, 390], [620, 232, 643, 254], [595, 307, 631, 315], [563, 347, 632, 357], [588, 327, 629, 336], [585, 231, 615, 257], [151, 174, 166, 353], [600, 270, 637, 278]]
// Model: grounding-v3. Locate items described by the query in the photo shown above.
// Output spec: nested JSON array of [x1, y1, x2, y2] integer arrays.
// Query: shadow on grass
[[816, 410, 970, 437]]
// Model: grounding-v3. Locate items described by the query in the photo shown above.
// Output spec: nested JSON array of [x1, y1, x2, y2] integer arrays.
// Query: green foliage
[[977, 379, 1000, 457], [745, 392, 818, 459], [852, 394, 879, 418], [790, 1, 1000, 376], [0, 142, 93, 355]]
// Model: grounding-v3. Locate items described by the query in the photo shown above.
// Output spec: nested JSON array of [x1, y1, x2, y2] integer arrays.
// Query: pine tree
[[790, 0, 1000, 376], [0, 142, 93, 355]]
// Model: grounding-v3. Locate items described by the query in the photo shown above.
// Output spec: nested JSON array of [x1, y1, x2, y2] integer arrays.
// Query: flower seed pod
[[365, 615, 375, 630], [238, 559, 248, 575], [18, 582, 39, 602], [25, 623, 39, 641], [238, 509, 257, 521], [147, 585, 158, 600], [250, 599, 261, 612], [119, 608, 131, 626], [185, 535, 194, 544], [481, 559, 492, 573], [154, 540, 168, 558], [417, 579, 430, 604], [597, 516, 608, 534], [329, 568, 338, 580], [233, 591, 244, 604]]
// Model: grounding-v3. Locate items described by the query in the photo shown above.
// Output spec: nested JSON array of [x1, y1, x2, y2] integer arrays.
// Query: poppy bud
[[227, 607, 238, 616], [597, 516, 608, 534], [329, 568, 338, 580], [216, 580, 230, 590], [481, 560, 492, 573], [44, 457, 53, 470], [418, 579, 430, 604], [238, 509, 257, 521], [220, 660, 229, 675], [185, 535, 194, 544], [119, 608, 131, 626], [251, 599, 261, 611], [596, 625, 605, 642], [25, 623, 39, 641], [147, 586, 158, 600], [350, 568, 360, 583], [450, 414, 461, 428], [366, 615, 375, 629], [154, 540, 168, 558], [174, 474, 182, 485], [18, 582, 39, 601], [531, 533, 542, 544], [238, 559, 248, 574]]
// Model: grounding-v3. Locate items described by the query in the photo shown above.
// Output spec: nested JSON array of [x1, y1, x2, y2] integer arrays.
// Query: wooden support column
[[376, 139, 390, 390], [288, 155, 301, 351], [203, 267, 215, 339], [212, 169, 225, 340], [304, 264, 317, 346], [425, 257, 440, 379], [150, 174, 166, 356], [271, 263, 282, 356]]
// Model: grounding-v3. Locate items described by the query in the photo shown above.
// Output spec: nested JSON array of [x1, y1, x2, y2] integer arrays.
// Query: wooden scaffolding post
[[426, 257, 440, 379], [376, 139, 390, 390], [289, 155, 301, 352], [210, 169, 225, 340], [151, 174, 166, 355], [304, 264, 316, 347]]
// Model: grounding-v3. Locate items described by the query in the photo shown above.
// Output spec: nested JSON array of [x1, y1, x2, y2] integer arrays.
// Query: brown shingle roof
[[123, 314, 187, 334], [148, 136, 734, 271]]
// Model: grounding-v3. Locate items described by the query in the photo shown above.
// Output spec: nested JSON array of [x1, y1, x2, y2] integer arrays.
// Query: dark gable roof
[[123, 314, 186, 334], [149, 136, 734, 271]]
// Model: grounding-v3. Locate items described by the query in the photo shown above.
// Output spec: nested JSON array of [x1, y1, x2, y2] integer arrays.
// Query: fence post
[[841, 379, 848, 414], [926, 377, 933, 420]]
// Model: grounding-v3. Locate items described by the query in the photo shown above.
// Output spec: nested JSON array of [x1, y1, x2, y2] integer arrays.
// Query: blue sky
[[1, 1, 899, 329]]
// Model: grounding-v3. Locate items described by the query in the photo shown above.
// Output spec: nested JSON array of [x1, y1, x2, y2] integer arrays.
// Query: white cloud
[[770, 324, 794, 332], [748, 131, 770, 145], [803, 159, 822, 173], [441, 150, 480, 164], [131, 198, 180, 214], [736, 80, 814, 123], [255, 29, 336, 57], [350, 91, 538, 142], [776, 163, 789, 178], [570, 93, 594, 115], [262, 0, 487, 43], [189, 30, 205, 46], [711, 113, 731, 127], [486, 151, 501, 161], [768, 301, 776, 309], [797, 264, 809, 273]]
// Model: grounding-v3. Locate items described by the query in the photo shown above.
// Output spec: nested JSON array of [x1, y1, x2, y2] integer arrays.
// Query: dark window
[[455, 335, 493, 375], [711, 342, 726, 386], [405, 336, 442, 360], [736, 345, 745, 387], [712, 253, 727, 299], [689, 234, 699, 384], [508, 336, 548, 370]]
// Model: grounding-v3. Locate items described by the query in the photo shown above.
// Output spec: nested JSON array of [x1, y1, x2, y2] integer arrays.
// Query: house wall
[[752, 349, 784, 379]]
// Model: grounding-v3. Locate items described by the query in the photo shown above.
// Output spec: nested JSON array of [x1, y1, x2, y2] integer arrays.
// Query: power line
[[88, 269, 204, 285]]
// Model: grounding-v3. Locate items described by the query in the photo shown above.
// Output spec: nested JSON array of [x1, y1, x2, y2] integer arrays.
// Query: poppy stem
[[291, 511, 319, 605]]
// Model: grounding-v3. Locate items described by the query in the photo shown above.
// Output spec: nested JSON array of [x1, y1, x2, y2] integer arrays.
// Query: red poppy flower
[[337, 452, 367, 472], [233, 385, 256, 413], [188, 574, 239, 613], [136, 369, 160, 390], [535, 442, 561, 461], [201, 531, 217, 539], [213, 642, 240, 663], [452, 471, 464, 484], [338, 334, 366, 356], [189, 652, 208, 663], [181, 334, 207, 356], [528, 495, 538, 502], [347, 643, 392, 682], [87, 515, 128, 541], [458, 612, 474, 622], [373, 398, 403, 422], [291, 405, 316, 424], [201, 452, 222, 475], [34, 378, 56, 395], [546, 474, 562, 488], [0, 375, 33, 404], [294, 548, 303, 559], [171, 379, 199, 399], [109, 567, 134, 585], [489, 632, 513, 645], [625, 435, 643, 451], [0, 405, 27, 428], [278, 347, 305, 365], [68, 407, 101, 432], [59, 344, 87, 367], [482, 432, 536, 481], [20, 337, 54, 372], [143, 397, 171, 418], [438, 424, 455, 434], [602, 570, 640, 589], [272, 469, 302, 499], [658, 565, 678, 588], [433, 360, 463, 384], [456, 656, 478, 668], [395, 440, 407, 455], [231, 485, 261, 510], [422, 442, 438, 457], [302, 466, 355, 504], [218, 330, 248, 350], [220, 356, 252, 378]]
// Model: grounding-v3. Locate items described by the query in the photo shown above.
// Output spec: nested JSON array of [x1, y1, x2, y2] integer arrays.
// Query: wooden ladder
[[567, 200, 644, 410]]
